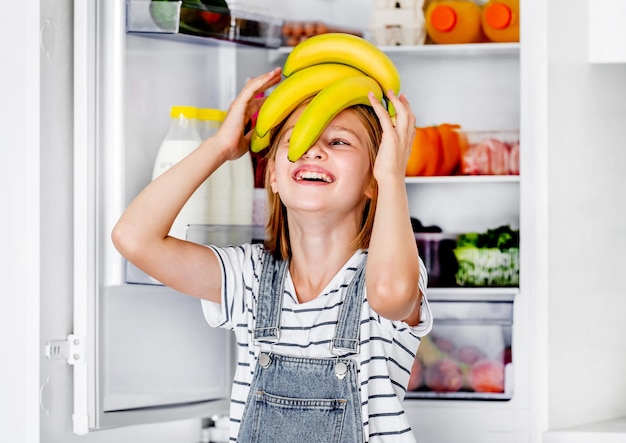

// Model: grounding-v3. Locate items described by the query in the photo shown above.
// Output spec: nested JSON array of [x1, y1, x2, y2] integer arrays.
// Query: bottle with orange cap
[[425, 0, 485, 45], [481, 0, 519, 43]]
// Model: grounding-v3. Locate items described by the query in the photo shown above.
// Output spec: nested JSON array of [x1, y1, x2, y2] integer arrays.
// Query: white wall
[[546, 0, 626, 430]]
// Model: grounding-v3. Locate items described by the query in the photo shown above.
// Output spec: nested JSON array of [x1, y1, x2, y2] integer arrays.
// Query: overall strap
[[253, 251, 288, 343], [331, 254, 367, 355]]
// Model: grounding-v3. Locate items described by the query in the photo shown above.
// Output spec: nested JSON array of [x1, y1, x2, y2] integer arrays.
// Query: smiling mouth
[[294, 170, 334, 183]]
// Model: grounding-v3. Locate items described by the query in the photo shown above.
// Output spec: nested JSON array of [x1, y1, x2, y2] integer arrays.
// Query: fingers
[[241, 67, 283, 103], [221, 68, 282, 133], [386, 90, 415, 130]]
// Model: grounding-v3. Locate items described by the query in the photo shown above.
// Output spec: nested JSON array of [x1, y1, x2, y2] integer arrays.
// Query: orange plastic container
[[481, 0, 520, 43], [425, 0, 484, 45]]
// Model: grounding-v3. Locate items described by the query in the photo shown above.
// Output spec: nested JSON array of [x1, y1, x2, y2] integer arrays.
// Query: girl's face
[[268, 106, 374, 217]]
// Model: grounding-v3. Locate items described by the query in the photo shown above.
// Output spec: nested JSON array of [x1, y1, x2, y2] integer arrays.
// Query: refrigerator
[[69, 0, 530, 441]]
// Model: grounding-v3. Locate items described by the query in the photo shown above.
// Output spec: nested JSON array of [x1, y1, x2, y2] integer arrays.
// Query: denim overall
[[236, 252, 365, 443]]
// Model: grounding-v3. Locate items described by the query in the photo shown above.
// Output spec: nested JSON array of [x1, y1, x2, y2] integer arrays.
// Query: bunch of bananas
[[251, 33, 401, 162]]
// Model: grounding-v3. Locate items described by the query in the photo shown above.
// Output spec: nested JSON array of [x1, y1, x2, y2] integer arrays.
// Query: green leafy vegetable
[[456, 225, 519, 251]]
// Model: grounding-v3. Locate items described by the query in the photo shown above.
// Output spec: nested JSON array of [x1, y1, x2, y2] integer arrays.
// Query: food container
[[415, 232, 459, 287], [453, 225, 520, 287], [454, 246, 520, 287], [457, 130, 520, 175], [126, 0, 284, 48], [406, 294, 514, 400]]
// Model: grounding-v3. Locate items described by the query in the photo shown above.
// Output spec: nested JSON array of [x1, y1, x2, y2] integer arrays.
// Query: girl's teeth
[[297, 171, 332, 182]]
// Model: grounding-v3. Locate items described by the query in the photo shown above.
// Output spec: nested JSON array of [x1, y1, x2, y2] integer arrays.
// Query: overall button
[[259, 353, 272, 368], [335, 361, 348, 380]]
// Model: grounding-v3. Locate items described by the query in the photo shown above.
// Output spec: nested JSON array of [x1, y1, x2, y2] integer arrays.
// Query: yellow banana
[[250, 129, 270, 153], [283, 33, 400, 114], [288, 75, 383, 162], [255, 63, 366, 138]]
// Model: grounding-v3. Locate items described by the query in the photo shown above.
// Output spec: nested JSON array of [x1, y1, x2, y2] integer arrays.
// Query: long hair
[[262, 103, 383, 261]]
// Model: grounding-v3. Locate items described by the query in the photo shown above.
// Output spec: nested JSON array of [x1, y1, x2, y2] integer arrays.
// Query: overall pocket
[[249, 390, 347, 443]]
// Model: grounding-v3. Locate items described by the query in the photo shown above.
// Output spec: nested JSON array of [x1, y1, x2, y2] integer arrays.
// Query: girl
[[112, 67, 432, 442]]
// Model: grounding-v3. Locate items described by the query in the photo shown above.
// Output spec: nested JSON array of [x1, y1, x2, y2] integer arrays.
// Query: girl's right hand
[[213, 67, 282, 162]]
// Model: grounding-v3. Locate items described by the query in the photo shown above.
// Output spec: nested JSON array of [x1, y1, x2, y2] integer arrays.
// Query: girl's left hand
[[368, 90, 416, 184]]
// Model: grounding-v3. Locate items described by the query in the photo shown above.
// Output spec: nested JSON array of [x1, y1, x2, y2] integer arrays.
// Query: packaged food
[[457, 130, 520, 175]]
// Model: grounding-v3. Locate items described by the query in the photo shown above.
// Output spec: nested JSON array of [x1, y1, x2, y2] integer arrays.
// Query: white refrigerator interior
[[73, 0, 527, 440]]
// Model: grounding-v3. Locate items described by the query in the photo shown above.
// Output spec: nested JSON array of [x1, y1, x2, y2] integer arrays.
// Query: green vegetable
[[456, 225, 519, 251]]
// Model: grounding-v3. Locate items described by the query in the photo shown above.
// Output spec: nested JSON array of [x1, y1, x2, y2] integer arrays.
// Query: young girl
[[112, 67, 432, 442]]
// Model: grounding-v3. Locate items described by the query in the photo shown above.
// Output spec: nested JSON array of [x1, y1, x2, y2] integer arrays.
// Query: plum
[[424, 358, 463, 392], [499, 346, 513, 365], [407, 357, 423, 391], [432, 336, 456, 354], [469, 358, 505, 393], [452, 345, 486, 365]]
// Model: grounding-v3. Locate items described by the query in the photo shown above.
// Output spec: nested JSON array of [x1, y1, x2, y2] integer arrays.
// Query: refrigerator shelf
[[126, 0, 284, 49], [125, 224, 267, 286]]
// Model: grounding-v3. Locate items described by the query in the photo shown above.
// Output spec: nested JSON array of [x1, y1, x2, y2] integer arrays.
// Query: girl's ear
[[267, 159, 278, 193], [364, 175, 376, 199]]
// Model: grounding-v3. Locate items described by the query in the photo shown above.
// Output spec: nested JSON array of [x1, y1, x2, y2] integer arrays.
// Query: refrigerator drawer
[[406, 295, 514, 400]]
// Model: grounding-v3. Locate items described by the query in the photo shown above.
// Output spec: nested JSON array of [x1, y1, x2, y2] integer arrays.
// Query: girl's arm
[[365, 91, 423, 326], [111, 68, 282, 302]]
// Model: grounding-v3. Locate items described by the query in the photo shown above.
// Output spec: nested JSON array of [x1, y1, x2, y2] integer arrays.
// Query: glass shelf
[[405, 175, 520, 185], [273, 42, 520, 58], [126, 0, 284, 48], [426, 287, 519, 302]]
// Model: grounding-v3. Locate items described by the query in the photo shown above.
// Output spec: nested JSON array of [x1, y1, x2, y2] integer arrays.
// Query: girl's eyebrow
[[326, 125, 359, 137]]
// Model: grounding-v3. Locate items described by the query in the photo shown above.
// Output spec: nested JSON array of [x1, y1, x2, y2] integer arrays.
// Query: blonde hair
[[262, 104, 383, 260]]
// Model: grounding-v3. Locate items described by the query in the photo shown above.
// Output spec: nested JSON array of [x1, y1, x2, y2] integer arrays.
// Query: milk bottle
[[152, 105, 206, 240], [198, 108, 231, 225]]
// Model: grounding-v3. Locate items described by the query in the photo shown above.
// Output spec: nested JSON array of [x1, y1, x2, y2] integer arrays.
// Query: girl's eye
[[329, 138, 349, 146]]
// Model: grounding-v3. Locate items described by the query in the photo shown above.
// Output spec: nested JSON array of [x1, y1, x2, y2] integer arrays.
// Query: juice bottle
[[198, 108, 231, 225], [481, 0, 520, 43], [425, 0, 484, 45], [152, 105, 206, 240]]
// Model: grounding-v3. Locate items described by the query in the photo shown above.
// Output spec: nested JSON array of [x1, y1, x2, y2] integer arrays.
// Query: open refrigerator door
[[72, 0, 245, 433]]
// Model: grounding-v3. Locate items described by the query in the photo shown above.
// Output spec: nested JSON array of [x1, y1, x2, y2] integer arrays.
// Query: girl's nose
[[302, 142, 325, 159]]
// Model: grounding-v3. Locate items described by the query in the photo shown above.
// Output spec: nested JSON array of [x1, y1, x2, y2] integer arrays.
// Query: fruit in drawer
[[407, 357, 424, 391], [468, 358, 505, 393], [452, 345, 487, 365], [424, 358, 463, 392], [417, 335, 446, 367]]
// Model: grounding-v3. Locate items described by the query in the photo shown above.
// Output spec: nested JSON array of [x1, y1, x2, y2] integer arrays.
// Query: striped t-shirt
[[201, 243, 433, 442]]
